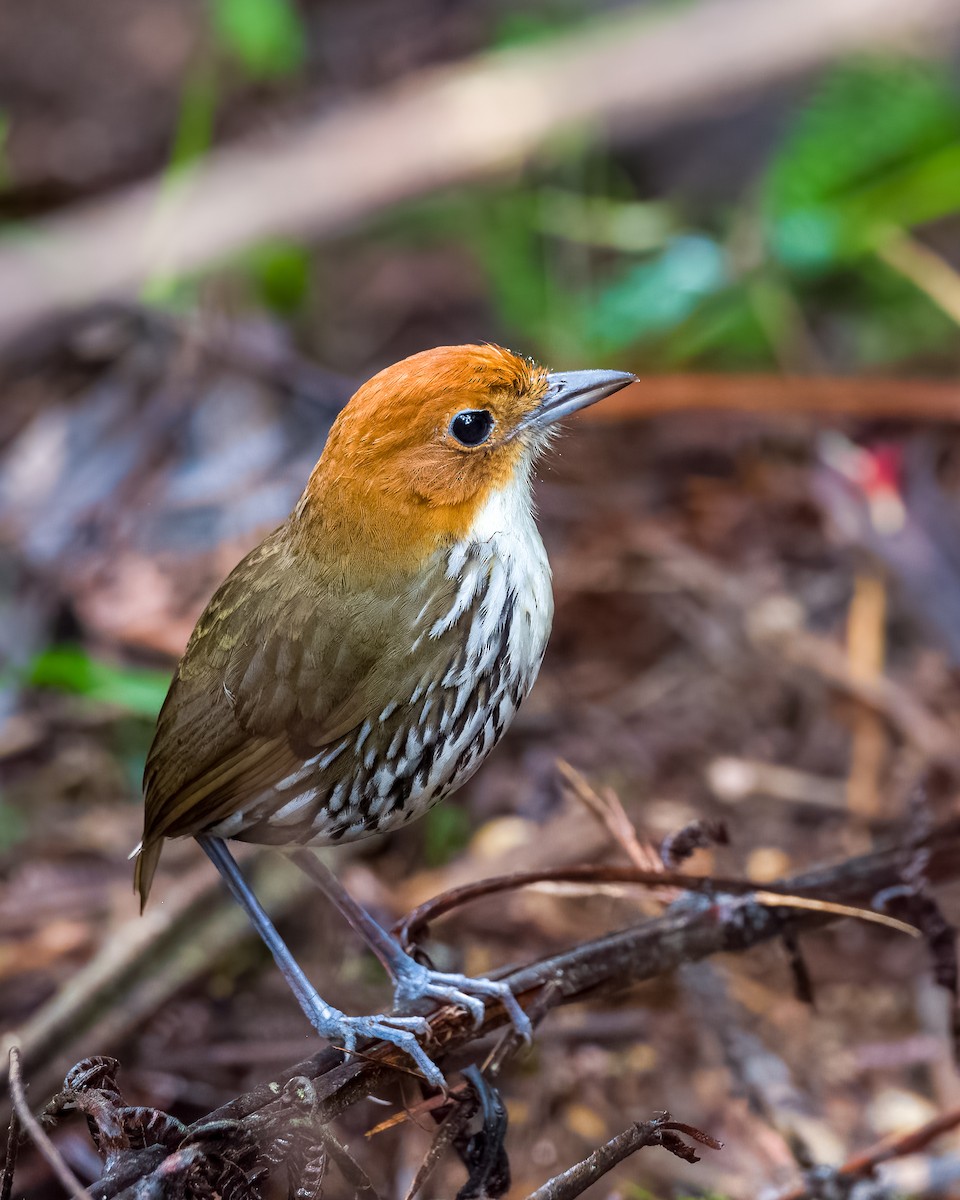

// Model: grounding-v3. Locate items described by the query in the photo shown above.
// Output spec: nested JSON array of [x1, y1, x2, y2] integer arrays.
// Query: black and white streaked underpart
[[208, 483, 555, 846]]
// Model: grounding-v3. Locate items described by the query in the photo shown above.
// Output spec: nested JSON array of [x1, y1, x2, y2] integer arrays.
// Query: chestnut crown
[[294, 344, 634, 568]]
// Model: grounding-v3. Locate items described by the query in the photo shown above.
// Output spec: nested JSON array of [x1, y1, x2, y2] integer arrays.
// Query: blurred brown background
[[3, 1, 960, 1196]]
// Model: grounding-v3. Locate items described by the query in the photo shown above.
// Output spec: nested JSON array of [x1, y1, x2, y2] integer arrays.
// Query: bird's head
[[295, 344, 635, 570]]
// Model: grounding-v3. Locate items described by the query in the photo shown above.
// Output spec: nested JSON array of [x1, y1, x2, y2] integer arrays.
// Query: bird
[[135, 343, 636, 1085]]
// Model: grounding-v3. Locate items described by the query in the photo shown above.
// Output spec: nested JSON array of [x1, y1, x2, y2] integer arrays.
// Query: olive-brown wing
[[138, 530, 456, 902]]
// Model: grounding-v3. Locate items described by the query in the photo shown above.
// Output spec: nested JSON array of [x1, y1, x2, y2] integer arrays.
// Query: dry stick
[[88, 819, 960, 1200], [556, 760, 666, 876], [0, 0, 958, 341], [400, 1096, 474, 1200], [845, 572, 889, 821], [758, 622, 958, 768], [777, 1100, 960, 1200], [5, 1043, 93, 1200], [523, 1116, 722, 1200], [391, 863, 918, 950], [310, 1121, 380, 1198]]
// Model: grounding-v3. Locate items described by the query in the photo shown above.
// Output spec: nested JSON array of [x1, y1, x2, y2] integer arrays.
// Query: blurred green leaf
[[210, 0, 306, 79], [246, 240, 311, 313], [469, 191, 552, 343], [492, 7, 588, 49], [589, 235, 729, 352], [769, 207, 845, 273], [840, 143, 960, 241], [657, 284, 774, 368], [765, 59, 960, 271], [28, 645, 169, 718], [767, 59, 960, 212], [167, 60, 218, 176], [771, 145, 960, 272]]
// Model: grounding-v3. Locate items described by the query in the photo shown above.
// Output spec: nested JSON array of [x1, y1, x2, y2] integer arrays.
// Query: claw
[[432, 987, 484, 1028], [499, 989, 533, 1043], [302, 1002, 444, 1087], [448, 974, 532, 1041], [391, 960, 530, 1041], [385, 1031, 446, 1090]]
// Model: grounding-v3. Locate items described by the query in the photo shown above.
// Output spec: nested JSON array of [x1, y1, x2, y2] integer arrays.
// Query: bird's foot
[[391, 957, 532, 1043], [305, 1001, 444, 1088]]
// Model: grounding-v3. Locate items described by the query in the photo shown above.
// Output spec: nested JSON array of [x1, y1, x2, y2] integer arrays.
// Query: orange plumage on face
[[298, 345, 550, 565]]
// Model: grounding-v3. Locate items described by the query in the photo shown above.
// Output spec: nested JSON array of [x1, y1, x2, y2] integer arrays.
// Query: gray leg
[[287, 848, 532, 1041], [198, 835, 444, 1087]]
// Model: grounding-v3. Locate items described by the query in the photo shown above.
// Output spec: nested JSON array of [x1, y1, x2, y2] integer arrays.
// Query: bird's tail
[[132, 838, 163, 913]]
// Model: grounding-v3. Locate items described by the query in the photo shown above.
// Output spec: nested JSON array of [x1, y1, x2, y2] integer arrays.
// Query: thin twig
[[401, 1096, 474, 1200], [5, 1042, 93, 1200], [523, 1114, 722, 1200], [391, 863, 918, 950], [777, 1100, 960, 1199], [311, 1120, 380, 1198], [481, 978, 562, 1080], [557, 761, 667, 879], [845, 571, 889, 821]]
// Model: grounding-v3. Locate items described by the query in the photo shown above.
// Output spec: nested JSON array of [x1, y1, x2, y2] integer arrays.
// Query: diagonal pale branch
[[0, 0, 958, 342], [78, 818, 960, 1199]]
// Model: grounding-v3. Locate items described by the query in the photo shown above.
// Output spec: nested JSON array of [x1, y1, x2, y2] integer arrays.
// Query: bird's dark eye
[[449, 409, 494, 447]]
